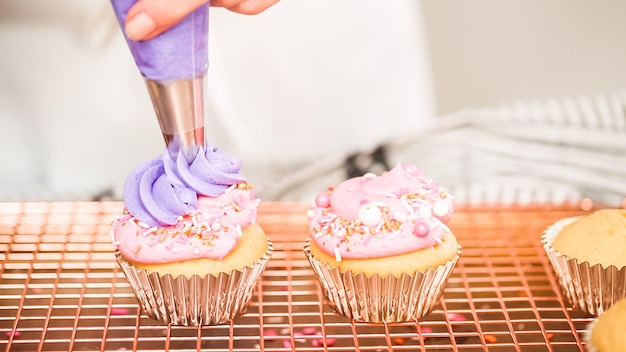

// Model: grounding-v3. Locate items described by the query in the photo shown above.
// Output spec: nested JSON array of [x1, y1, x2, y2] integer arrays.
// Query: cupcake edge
[[116, 240, 273, 326], [304, 239, 461, 323], [541, 216, 626, 316]]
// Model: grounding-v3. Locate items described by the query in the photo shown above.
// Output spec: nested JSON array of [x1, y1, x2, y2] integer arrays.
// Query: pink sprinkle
[[421, 327, 433, 334], [315, 193, 331, 208], [282, 340, 292, 349], [303, 327, 318, 335], [111, 307, 129, 316], [325, 338, 336, 346], [294, 332, 304, 338], [312, 339, 320, 347], [263, 329, 277, 341], [5, 331, 20, 338], [447, 313, 467, 322]]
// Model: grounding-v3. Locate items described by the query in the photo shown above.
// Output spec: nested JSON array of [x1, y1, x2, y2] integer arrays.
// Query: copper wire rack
[[0, 201, 608, 352]]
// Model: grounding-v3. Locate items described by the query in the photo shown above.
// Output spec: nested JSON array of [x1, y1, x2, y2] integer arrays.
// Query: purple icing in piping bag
[[110, 0, 209, 81]]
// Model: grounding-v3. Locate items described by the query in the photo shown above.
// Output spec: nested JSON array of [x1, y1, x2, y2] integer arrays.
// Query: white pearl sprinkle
[[418, 206, 432, 219], [392, 211, 408, 222], [433, 200, 449, 217], [211, 221, 221, 231], [306, 209, 315, 218], [358, 204, 382, 227]]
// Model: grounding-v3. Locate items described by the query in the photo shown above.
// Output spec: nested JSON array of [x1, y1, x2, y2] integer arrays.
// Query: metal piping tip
[[145, 74, 206, 160]]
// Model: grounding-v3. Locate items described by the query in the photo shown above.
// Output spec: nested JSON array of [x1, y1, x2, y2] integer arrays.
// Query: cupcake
[[585, 297, 626, 351], [542, 209, 626, 316], [304, 164, 461, 323], [112, 146, 272, 326]]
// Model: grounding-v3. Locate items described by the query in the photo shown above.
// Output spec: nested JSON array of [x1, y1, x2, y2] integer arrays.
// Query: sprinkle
[[325, 338, 337, 346], [389, 230, 402, 239], [362, 234, 373, 245], [447, 313, 467, 322], [132, 245, 141, 254], [237, 182, 247, 190], [421, 327, 433, 334], [433, 200, 449, 218], [136, 221, 151, 229], [431, 217, 451, 233], [158, 233, 168, 243], [263, 329, 278, 341], [193, 249, 200, 255], [393, 337, 406, 345], [392, 211, 408, 222], [282, 340, 292, 349], [315, 193, 331, 208], [546, 333, 554, 341], [358, 204, 383, 227], [236, 224, 243, 237], [211, 221, 221, 231], [142, 227, 157, 236], [413, 221, 430, 237], [224, 184, 237, 193], [484, 334, 497, 344], [111, 307, 129, 315], [230, 201, 242, 212], [303, 327, 317, 335], [334, 248, 342, 262], [363, 172, 377, 178], [306, 209, 315, 218], [5, 331, 20, 338], [418, 206, 432, 219]]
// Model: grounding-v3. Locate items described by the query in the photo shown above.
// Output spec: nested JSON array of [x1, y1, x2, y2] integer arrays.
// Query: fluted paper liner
[[304, 240, 461, 323], [116, 241, 273, 326], [542, 217, 626, 316]]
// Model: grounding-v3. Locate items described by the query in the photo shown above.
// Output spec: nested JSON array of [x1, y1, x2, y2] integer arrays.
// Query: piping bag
[[110, 0, 209, 160]]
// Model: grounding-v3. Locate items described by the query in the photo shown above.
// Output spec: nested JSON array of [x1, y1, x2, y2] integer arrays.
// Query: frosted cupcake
[[542, 209, 626, 316], [112, 146, 272, 326], [304, 164, 461, 323]]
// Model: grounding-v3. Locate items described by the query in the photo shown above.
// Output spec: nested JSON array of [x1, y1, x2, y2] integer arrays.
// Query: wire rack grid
[[0, 201, 602, 352]]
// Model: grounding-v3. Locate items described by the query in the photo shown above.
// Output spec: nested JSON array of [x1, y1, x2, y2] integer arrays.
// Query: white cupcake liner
[[116, 241, 273, 326], [542, 217, 626, 316], [304, 240, 461, 323]]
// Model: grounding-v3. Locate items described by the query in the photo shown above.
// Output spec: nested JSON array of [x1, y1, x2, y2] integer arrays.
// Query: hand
[[125, 0, 280, 41]]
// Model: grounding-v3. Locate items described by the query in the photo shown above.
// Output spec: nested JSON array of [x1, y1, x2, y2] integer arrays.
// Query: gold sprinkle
[[158, 233, 168, 243], [133, 245, 141, 254], [230, 202, 242, 212], [383, 215, 392, 230], [440, 191, 447, 198], [237, 182, 247, 190]]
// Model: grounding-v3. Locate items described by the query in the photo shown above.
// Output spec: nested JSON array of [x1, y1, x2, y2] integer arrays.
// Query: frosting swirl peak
[[123, 146, 246, 227]]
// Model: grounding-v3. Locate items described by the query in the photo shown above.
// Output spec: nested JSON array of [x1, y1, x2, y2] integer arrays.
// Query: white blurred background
[[1, 0, 625, 203]]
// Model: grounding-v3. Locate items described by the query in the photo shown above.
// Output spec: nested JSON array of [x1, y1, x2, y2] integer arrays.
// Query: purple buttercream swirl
[[123, 147, 246, 226], [110, 0, 209, 81]]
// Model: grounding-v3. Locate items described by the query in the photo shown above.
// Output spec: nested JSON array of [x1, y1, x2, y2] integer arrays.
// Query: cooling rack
[[0, 201, 605, 351]]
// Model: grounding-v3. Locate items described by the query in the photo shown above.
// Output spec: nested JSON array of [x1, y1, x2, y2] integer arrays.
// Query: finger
[[125, 0, 209, 41], [212, 0, 281, 15]]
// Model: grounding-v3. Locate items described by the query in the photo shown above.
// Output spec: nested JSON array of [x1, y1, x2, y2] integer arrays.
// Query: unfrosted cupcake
[[304, 164, 461, 323], [585, 297, 626, 351], [112, 146, 272, 326], [542, 208, 626, 316]]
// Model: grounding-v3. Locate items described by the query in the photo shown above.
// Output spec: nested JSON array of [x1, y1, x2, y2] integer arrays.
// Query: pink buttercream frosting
[[307, 164, 454, 260], [113, 183, 259, 264]]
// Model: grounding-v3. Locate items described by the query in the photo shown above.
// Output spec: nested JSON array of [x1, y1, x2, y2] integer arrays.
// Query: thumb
[[125, 0, 209, 41]]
